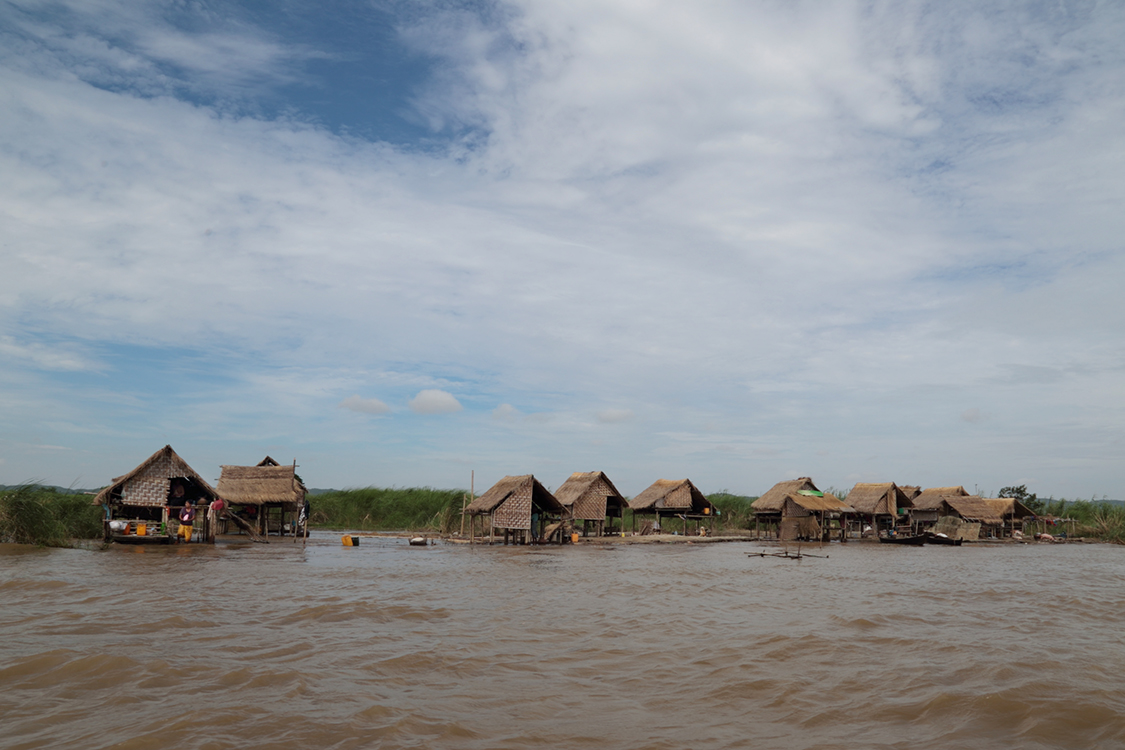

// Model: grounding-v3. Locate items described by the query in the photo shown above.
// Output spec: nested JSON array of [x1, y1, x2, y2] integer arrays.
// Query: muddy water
[[2, 536, 1124, 750]]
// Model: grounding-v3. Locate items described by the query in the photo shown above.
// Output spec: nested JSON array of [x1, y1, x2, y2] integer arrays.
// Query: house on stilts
[[93, 445, 220, 544], [463, 475, 566, 544], [750, 477, 822, 539], [778, 491, 855, 542], [910, 486, 970, 530], [627, 479, 714, 536], [216, 456, 308, 539], [554, 471, 627, 537], [844, 482, 914, 536]]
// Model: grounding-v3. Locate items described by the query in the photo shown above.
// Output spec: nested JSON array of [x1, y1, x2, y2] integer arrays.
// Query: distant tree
[[999, 484, 1043, 514]]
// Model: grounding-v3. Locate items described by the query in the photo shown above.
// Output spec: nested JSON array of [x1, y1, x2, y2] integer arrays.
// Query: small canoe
[[878, 534, 927, 546], [925, 533, 962, 546]]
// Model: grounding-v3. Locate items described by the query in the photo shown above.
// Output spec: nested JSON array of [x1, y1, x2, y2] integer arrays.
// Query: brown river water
[[2, 535, 1124, 750]]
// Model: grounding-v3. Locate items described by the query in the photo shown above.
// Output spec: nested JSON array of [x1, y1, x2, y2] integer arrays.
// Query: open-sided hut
[[910, 486, 970, 528], [93, 445, 219, 544], [554, 471, 627, 537], [628, 479, 714, 535], [944, 496, 1005, 538], [464, 475, 566, 544], [216, 457, 308, 538], [750, 478, 821, 538], [845, 482, 914, 535], [985, 498, 1035, 537], [779, 492, 855, 542]]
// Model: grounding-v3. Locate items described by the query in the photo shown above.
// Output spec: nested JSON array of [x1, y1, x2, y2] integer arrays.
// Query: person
[[179, 500, 196, 543]]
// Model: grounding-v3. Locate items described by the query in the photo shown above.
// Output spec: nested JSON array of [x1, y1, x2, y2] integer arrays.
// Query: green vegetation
[[706, 491, 759, 530], [0, 485, 104, 547], [309, 487, 468, 532], [1022, 497, 1125, 544]]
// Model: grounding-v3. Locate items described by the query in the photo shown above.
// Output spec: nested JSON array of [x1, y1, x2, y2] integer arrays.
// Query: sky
[[1, 0, 1122, 500]]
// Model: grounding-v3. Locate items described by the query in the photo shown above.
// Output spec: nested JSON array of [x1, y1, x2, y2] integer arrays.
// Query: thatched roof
[[465, 475, 563, 515], [554, 471, 624, 507], [845, 482, 913, 516], [628, 479, 711, 513], [985, 498, 1036, 519], [912, 486, 970, 511], [899, 485, 921, 499], [945, 496, 1005, 524], [752, 478, 820, 513], [93, 445, 217, 506], [217, 460, 307, 505], [785, 493, 855, 514]]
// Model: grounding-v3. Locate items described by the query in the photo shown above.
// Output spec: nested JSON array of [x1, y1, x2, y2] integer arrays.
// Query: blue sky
[[1, 0, 1122, 499]]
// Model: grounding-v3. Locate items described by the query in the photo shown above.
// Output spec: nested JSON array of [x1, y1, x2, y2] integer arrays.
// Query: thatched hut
[[93, 445, 219, 544], [627, 479, 714, 535], [985, 497, 1036, 537], [750, 478, 821, 538], [910, 486, 970, 528], [464, 475, 566, 544], [944, 496, 1005, 538], [216, 457, 308, 538], [845, 482, 914, 535], [779, 492, 855, 542], [554, 471, 627, 537]]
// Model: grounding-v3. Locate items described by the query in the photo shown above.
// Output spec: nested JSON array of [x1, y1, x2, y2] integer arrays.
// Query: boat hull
[[878, 534, 927, 546]]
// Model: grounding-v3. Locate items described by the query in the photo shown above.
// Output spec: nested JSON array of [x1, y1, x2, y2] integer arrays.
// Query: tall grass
[[1022, 499, 1125, 544], [310, 487, 468, 532], [0, 485, 104, 546], [706, 492, 759, 530]]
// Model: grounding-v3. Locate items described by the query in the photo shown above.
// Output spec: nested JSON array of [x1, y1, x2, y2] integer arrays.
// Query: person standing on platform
[[179, 500, 196, 543]]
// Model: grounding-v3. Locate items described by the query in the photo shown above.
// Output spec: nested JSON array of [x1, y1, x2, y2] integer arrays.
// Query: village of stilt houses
[[93, 445, 1055, 549]]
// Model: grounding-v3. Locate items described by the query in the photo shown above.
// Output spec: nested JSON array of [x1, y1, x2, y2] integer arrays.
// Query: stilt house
[[554, 471, 627, 537], [943, 496, 1005, 538], [779, 492, 855, 542], [910, 486, 969, 528], [984, 497, 1036, 537], [464, 475, 566, 544], [93, 445, 219, 544], [845, 482, 914, 534], [216, 457, 308, 538], [627, 479, 714, 535], [750, 478, 821, 538]]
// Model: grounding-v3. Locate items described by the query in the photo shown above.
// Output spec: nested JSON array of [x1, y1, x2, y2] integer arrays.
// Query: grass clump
[[310, 487, 468, 532], [706, 491, 759, 530], [0, 485, 104, 547]]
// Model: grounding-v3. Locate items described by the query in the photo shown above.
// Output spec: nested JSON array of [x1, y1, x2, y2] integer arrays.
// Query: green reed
[[0, 485, 104, 546], [309, 487, 468, 532]]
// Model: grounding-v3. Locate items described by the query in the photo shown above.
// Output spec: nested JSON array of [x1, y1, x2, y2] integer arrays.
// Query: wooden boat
[[878, 534, 927, 545], [925, 532, 962, 546]]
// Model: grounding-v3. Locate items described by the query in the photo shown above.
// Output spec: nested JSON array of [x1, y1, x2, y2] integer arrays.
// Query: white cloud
[[0, 336, 97, 372], [492, 403, 519, 421], [596, 409, 633, 424], [338, 395, 391, 415], [409, 390, 463, 415]]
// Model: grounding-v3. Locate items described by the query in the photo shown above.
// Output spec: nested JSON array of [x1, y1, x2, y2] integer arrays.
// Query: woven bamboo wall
[[493, 483, 533, 530], [572, 477, 611, 520], [121, 452, 191, 506]]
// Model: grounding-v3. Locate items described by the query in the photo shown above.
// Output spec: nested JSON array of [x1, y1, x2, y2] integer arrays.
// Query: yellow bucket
[[136, 523, 147, 536], [342, 535, 359, 547], [570, 532, 580, 544]]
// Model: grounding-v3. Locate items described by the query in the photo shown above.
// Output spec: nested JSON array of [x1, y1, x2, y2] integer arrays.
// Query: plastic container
[[570, 532, 580, 543], [136, 523, 147, 536], [342, 535, 359, 546]]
